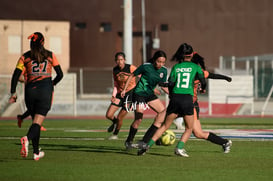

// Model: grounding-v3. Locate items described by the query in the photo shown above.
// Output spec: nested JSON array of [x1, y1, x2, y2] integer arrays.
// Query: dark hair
[[28, 32, 49, 63], [171, 43, 193, 62], [148, 50, 167, 64], [192, 53, 206, 70], [115, 52, 126, 60]]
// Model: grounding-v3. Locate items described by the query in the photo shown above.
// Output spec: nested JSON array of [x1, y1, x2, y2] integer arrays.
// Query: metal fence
[[69, 67, 113, 96], [218, 54, 273, 98]]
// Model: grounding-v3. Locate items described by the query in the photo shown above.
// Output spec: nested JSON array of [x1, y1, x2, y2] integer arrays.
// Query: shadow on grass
[[15, 142, 139, 156]]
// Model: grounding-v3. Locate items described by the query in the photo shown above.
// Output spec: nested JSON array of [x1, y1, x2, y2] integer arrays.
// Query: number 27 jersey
[[15, 50, 60, 84]]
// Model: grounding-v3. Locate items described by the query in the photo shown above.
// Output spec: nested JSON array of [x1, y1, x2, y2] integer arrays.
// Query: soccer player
[[138, 43, 206, 157], [105, 52, 137, 140], [191, 52, 232, 153], [9, 32, 63, 161], [121, 50, 169, 150]]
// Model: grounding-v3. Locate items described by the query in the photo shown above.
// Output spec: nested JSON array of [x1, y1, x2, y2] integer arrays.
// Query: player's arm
[[9, 68, 22, 103], [197, 67, 206, 93], [199, 77, 206, 93], [121, 73, 134, 98], [53, 65, 63, 85], [208, 72, 232, 82]]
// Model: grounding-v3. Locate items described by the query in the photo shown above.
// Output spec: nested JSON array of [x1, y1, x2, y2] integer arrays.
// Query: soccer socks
[[27, 123, 41, 154], [207, 132, 227, 145], [112, 117, 118, 124], [126, 125, 138, 143], [176, 141, 185, 149], [113, 128, 120, 135], [147, 139, 155, 147], [142, 124, 158, 143]]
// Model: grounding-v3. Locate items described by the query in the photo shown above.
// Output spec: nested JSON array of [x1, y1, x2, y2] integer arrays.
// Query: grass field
[[0, 117, 273, 181]]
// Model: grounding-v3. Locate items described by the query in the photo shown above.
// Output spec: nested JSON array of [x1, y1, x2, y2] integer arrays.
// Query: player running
[[105, 52, 137, 140], [191, 52, 232, 153], [121, 50, 168, 150], [9, 32, 63, 161]]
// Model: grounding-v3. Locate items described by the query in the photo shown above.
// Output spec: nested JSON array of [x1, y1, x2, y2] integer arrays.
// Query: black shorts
[[167, 94, 194, 116], [111, 89, 134, 110], [25, 79, 53, 116], [194, 101, 200, 119], [132, 93, 158, 104]]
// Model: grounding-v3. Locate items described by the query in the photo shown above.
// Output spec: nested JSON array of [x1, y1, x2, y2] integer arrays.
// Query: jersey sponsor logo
[[176, 68, 192, 73], [159, 72, 164, 78]]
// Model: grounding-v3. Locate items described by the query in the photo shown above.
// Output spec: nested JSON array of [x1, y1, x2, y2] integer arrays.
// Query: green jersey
[[168, 61, 204, 95], [133, 63, 167, 96]]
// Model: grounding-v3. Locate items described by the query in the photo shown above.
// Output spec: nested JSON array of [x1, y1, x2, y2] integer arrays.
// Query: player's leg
[[192, 105, 232, 152], [29, 85, 51, 160], [17, 110, 30, 128], [174, 115, 194, 157], [105, 104, 119, 132], [141, 98, 166, 143], [192, 107, 209, 139], [109, 109, 128, 140], [124, 105, 144, 149], [137, 113, 176, 156]]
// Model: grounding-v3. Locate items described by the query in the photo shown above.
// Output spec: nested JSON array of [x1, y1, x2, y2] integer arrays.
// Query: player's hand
[[121, 90, 126, 98], [9, 94, 17, 103], [226, 77, 232, 82], [111, 96, 116, 103]]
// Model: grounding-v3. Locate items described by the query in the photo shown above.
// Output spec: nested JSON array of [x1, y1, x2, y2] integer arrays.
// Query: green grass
[[0, 117, 273, 181]]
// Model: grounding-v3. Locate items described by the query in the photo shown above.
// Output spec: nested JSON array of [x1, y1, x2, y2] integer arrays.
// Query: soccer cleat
[[125, 141, 139, 150], [33, 151, 45, 161], [20, 136, 29, 158], [137, 144, 150, 156], [107, 123, 116, 133], [17, 115, 23, 128], [40, 126, 47, 131], [174, 148, 189, 157], [223, 140, 232, 153], [108, 135, 118, 140], [137, 141, 146, 149]]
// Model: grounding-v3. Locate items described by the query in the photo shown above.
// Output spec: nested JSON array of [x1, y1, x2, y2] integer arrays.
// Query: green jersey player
[[121, 50, 169, 150]]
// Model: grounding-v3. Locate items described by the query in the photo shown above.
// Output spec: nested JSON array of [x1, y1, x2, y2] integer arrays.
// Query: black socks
[[27, 123, 41, 154], [207, 132, 227, 145], [126, 125, 138, 143], [142, 124, 158, 143]]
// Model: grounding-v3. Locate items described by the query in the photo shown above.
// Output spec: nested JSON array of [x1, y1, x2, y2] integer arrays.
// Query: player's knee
[[157, 108, 166, 115]]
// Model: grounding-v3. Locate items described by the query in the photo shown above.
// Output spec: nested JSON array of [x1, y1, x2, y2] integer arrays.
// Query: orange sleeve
[[203, 70, 209, 79], [52, 53, 60, 66], [130, 65, 137, 73]]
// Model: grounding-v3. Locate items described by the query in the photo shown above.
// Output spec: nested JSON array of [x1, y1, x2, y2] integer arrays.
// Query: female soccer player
[[121, 50, 168, 150], [191, 53, 232, 153], [138, 43, 206, 157], [105, 52, 137, 140], [9, 32, 63, 161]]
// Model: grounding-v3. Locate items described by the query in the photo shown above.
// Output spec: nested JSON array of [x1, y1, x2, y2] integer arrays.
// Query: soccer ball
[[160, 130, 176, 146]]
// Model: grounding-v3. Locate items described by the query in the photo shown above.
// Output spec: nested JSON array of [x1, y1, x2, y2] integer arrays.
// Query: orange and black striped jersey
[[15, 50, 60, 84], [113, 64, 137, 93], [193, 70, 209, 102]]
